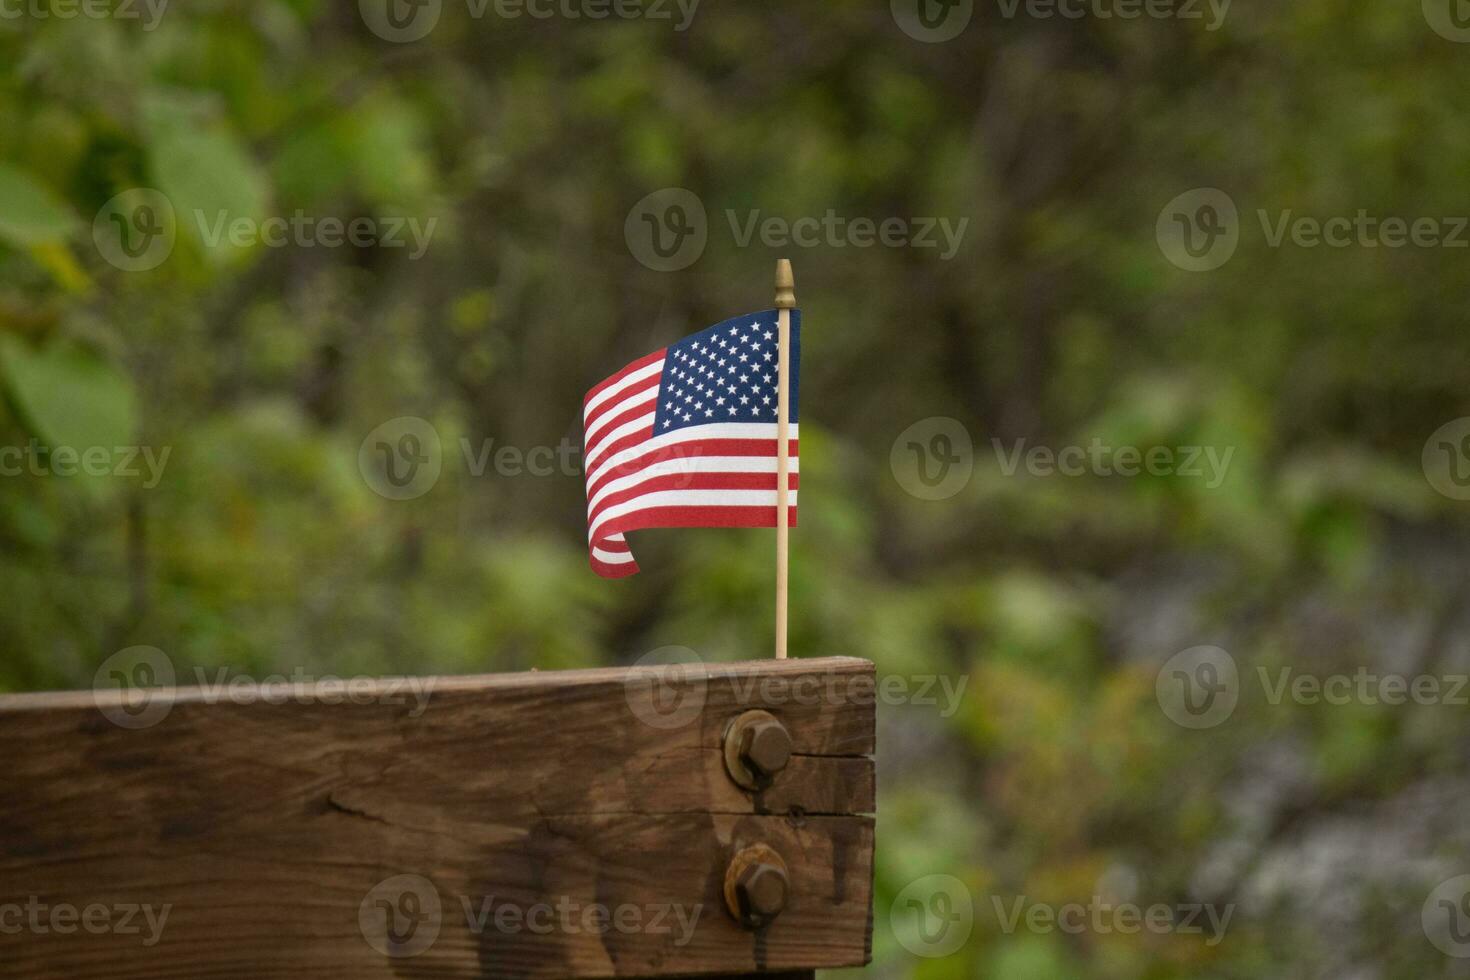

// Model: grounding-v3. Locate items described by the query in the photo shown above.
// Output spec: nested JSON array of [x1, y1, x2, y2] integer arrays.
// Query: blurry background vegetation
[[3, 1, 1470, 977]]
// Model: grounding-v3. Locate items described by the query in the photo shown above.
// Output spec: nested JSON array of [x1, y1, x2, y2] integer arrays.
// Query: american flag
[[582, 309, 801, 578]]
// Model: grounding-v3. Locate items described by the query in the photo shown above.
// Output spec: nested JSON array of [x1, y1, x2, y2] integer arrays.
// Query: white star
[[739, 353, 749, 362], [739, 373, 749, 383], [740, 334, 749, 343], [740, 395, 749, 405], [762, 352, 773, 361], [716, 396, 726, 405], [763, 330, 773, 340], [704, 409, 713, 417], [682, 412, 692, 422], [729, 326, 738, 335], [663, 420, 671, 428], [728, 406, 738, 416]]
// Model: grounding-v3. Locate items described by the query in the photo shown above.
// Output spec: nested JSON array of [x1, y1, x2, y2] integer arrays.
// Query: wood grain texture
[[0, 657, 875, 979]]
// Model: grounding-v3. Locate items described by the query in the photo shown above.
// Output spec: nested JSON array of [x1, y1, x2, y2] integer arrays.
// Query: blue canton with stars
[[653, 309, 800, 433]]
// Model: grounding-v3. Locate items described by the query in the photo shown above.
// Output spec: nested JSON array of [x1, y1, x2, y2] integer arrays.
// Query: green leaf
[[0, 336, 137, 450], [145, 99, 270, 264], [0, 162, 78, 247]]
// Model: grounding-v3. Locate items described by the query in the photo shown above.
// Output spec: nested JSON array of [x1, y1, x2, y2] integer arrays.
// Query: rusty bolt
[[724, 843, 790, 929], [723, 709, 791, 790]]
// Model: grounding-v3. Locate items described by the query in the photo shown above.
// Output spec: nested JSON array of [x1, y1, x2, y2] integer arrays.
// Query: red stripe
[[589, 472, 801, 526], [583, 422, 658, 478], [583, 349, 666, 408], [597, 505, 799, 542], [590, 553, 639, 578], [586, 437, 800, 499], [584, 373, 661, 436], [585, 387, 660, 456]]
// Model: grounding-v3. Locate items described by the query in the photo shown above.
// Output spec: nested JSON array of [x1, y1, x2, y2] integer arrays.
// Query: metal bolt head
[[723, 843, 790, 929], [739, 862, 789, 919], [723, 709, 792, 790], [741, 719, 792, 779]]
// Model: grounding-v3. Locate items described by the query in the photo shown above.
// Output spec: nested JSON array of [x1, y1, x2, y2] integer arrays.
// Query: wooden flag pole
[[774, 259, 795, 660]]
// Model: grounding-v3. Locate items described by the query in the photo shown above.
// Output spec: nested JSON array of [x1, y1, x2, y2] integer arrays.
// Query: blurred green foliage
[[3, 2, 1470, 977]]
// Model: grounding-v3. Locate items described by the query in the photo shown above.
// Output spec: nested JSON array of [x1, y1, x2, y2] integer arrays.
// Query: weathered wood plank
[[0, 656, 875, 979]]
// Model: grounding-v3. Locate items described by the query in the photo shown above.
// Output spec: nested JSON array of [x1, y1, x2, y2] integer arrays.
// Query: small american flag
[[582, 309, 801, 578]]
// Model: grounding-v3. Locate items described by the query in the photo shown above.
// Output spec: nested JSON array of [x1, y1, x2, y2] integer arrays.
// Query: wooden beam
[[0, 657, 874, 979]]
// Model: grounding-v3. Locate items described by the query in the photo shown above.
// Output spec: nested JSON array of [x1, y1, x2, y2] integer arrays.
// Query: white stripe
[[589, 488, 798, 543], [584, 359, 664, 422], [584, 422, 800, 491], [592, 547, 637, 564], [588, 455, 800, 519], [582, 412, 657, 471], [585, 388, 658, 448]]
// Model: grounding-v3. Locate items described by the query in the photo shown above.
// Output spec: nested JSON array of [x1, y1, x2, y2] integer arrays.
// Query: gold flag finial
[[775, 258, 795, 309]]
